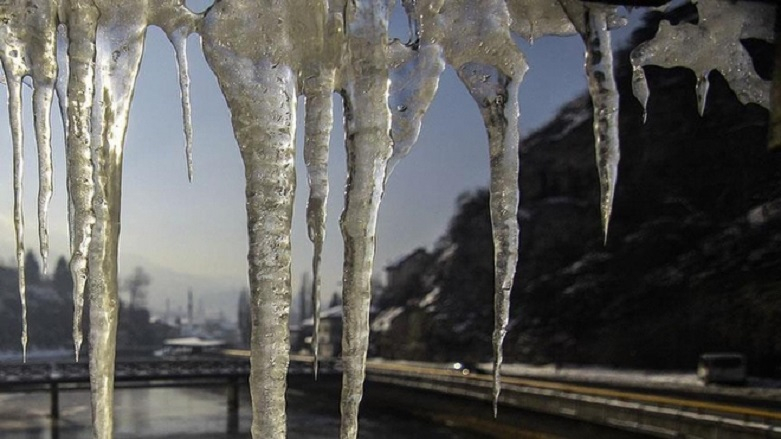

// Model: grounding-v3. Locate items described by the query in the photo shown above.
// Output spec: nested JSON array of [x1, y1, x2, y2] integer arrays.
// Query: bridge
[[1, 355, 779, 438], [0, 356, 258, 433]]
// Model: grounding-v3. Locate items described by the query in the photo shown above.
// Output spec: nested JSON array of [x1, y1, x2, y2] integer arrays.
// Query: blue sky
[[0, 5, 642, 320]]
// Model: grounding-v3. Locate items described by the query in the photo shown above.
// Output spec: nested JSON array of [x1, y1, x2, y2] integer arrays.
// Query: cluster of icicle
[[0, 0, 773, 438]]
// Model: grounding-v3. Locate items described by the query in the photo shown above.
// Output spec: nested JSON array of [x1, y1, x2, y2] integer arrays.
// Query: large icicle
[[87, 5, 148, 436], [584, 7, 620, 241], [424, 0, 526, 414], [65, 0, 100, 362], [338, 1, 392, 437], [457, 62, 524, 415], [202, 1, 304, 435]]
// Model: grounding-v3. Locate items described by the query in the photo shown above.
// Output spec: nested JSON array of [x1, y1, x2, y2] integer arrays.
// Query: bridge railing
[[0, 358, 252, 385]]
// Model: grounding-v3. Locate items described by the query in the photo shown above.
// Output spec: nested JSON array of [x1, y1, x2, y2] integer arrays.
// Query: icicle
[[631, 66, 649, 123], [300, 4, 342, 381], [303, 71, 335, 379], [4, 71, 28, 361], [168, 30, 195, 181], [86, 11, 148, 437], [55, 28, 74, 253], [456, 62, 524, 417], [29, 12, 59, 277], [65, 2, 102, 363], [33, 85, 55, 275], [583, 7, 620, 242], [203, 2, 301, 434], [696, 72, 710, 117], [338, 1, 392, 437], [429, 0, 526, 415]]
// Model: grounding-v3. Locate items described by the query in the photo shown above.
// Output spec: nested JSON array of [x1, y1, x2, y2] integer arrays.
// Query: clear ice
[[302, 3, 342, 380], [0, 1, 775, 438], [338, 2, 393, 437], [583, 5, 621, 241], [631, 0, 774, 112], [303, 69, 335, 379], [5, 54, 28, 360]]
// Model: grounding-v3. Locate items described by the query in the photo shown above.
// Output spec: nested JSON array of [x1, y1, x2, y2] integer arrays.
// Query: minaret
[[187, 289, 194, 325]]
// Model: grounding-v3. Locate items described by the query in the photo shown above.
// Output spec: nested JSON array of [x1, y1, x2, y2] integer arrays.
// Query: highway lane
[[361, 360, 781, 423], [252, 353, 781, 423], [223, 350, 781, 431]]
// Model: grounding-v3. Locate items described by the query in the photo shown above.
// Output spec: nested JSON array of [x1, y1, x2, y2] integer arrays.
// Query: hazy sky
[[0, 5, 641, 318]]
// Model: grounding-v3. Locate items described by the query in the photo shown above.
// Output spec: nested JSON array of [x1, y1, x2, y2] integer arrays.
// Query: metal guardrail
[[363, 361, 781, 439]]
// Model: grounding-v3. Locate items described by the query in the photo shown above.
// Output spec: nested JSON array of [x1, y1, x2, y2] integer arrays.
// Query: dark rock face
[[370, 11, 781, 375]]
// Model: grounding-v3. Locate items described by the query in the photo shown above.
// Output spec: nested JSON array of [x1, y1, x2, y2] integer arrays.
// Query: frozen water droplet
[[696, 72, 710, 116], [631, 66, 649, 123]]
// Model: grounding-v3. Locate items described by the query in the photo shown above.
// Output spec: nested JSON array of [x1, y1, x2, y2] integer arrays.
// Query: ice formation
[[0, 0, 774, 438], [582, 5, 622, 241], [631, 1, 774, 114]]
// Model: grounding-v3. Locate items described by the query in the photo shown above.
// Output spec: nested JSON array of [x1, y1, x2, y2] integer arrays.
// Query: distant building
[[297, 305, 343, 358], [159, 337, 227, 357], [385, 248, 431, 292]]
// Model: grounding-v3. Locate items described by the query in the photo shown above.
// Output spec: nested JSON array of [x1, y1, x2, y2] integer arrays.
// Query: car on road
[[697, 353, 747, 385]]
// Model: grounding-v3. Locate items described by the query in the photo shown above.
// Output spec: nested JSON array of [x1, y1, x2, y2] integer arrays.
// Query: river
[[0, 378, 650, 438], [0, 385, 487, 438]]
